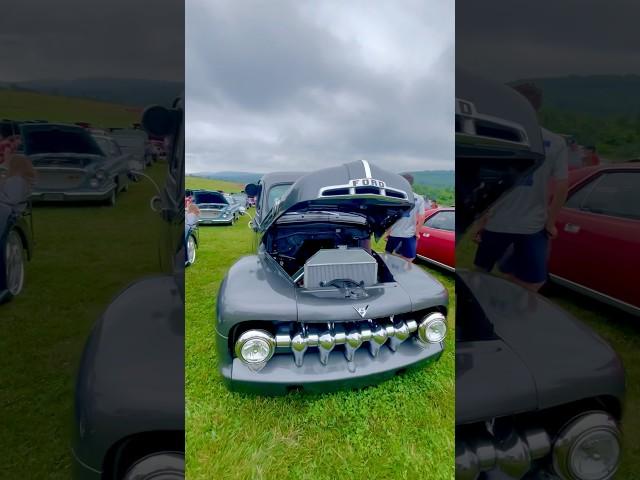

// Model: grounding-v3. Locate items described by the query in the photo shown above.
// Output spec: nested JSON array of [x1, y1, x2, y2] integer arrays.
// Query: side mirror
[[141, 105, 178, 137], [244, 183, 260, 197]]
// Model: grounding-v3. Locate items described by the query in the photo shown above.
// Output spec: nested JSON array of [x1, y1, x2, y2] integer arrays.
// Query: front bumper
[[31, 185, 115, 202], [198, 217, 232, 225], [220, 335, 443, 395]]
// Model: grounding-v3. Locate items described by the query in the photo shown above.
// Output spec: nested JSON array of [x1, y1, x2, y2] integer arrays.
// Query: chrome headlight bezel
[[552, 411, 621, 480], [234, 330, 276, 371], [418, 312, 447, 344]]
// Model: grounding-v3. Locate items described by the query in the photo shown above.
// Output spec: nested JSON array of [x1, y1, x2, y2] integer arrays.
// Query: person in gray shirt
[[384, 173, 426, 261], [473, 83, 569, 291]]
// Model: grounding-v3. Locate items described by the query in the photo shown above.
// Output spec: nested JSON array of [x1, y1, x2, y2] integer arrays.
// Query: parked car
[[111, 128, 152, 167], [73, 100, 185, 478], [216, 161, 450, 394], [416, 207, 455, 272], [192, 190, 242, 225], [22, 123, 129, 206], [231, 192, 249, 212], [0, 199, 33, 303], [455, 69, 624, 480], [548, 163, 640, 315]]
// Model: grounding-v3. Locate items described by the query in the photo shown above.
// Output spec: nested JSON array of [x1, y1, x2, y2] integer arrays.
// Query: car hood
[[456, 271, 624, 425], [259, 160, 413, 238]]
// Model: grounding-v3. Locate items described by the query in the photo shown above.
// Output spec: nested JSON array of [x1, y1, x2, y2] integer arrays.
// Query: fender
[[73, 275, 184, 472]]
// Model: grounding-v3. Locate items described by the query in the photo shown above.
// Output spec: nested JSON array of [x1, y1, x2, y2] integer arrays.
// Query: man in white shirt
[[384, 173, 426, 261], [473, 83, 569, 291]]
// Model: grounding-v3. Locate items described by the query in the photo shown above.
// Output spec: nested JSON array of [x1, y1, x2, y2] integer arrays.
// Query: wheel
[[186, 235, 196, 266], [123, 452, 184, 480], [4, 229, 25, 301]]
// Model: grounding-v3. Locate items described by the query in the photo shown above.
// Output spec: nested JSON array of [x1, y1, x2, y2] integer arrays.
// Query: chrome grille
[[200, 209, 223, 220], [35, 169, 85, 189], [274, 317, 422, 368]]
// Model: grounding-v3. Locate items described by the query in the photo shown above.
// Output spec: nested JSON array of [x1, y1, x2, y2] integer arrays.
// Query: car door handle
[[564, 223, 581, 233]]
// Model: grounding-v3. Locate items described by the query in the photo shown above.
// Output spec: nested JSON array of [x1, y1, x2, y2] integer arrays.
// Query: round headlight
[[234, 330, 276, 370], [553, 412, 620, 480], [418, 312, 447, 344]]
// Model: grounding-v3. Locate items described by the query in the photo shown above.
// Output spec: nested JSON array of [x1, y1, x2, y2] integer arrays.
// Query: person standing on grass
[[473, 82, 569, 292], [384, 173, 426, 261]]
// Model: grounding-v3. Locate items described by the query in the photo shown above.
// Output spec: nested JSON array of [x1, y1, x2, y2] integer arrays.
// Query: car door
[[550, 170, 640, 310], [418, 210, 456, 270]]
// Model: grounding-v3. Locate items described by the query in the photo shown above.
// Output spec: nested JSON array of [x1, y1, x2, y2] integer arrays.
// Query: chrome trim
[[361, 159, 372, 178], [549, 274, 640, 317], [456, 97, 530, 147], [418, 312, 447, 344], [552, 411, 620, 480], [416, 254, 456, 273], [317, 183, 409, 201], [234, 330, 276, 372]]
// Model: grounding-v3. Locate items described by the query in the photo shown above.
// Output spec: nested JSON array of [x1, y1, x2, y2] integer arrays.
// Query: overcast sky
[[186, 0, 454, 174], [456, 0, 640, 82], [0, 0, 183, 82]]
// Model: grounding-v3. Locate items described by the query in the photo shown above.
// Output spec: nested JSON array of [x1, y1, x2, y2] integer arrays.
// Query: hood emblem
[[354, 305, 369, 318]]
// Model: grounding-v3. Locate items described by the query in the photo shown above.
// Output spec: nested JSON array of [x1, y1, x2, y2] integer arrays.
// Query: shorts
[[385, 235, 417, 259], [474, 229, 549, 284]]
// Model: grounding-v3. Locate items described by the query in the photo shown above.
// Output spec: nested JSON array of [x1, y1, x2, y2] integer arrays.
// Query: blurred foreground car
[[73, 101, 185, 478], [417, 207, 455, 272], [549, 163, 640, 315], [216, 161, 449, 394], [0, 199, 33, 303], [455, 70, 624, 480], [22, 123, 128, 206], [111, 128, 152, 167], [193, 190, 242, 225]]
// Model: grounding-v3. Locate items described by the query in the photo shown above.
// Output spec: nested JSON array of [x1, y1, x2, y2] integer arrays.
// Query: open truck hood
[[258, 160, 413, 238]]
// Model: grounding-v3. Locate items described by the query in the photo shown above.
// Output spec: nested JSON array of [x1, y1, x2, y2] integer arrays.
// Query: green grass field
[[185, 177, 455, 480], [185, 176, 244, 192], [1, 164, 166, 477]]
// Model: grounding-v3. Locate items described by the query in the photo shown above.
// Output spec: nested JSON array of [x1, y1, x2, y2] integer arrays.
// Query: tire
[[3, 229, 25, 301], [123, 452, 184, 480], [186, 235, 197, 266]]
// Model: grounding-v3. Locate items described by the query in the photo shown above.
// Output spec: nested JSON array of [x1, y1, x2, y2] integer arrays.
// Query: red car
[[549, 163, 640, 315], [416, 207, 455, 271]]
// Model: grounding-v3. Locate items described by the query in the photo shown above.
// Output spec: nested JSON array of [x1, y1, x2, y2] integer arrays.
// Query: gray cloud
[[456, 0, 640, 82], [186, 0, 454, 174], [0, 0, 183, 82]]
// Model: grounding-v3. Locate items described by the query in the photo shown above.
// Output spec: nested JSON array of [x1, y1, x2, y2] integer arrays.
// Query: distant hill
[[511, 75, 640, 117], [188, 169, 454, 188], [2, 77, 183, 107]]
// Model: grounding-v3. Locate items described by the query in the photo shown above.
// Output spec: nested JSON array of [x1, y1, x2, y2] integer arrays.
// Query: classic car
[[548, 163, 640, 316], [21, 123, 128, 206], [417, 207, 455, 272], [73, 101, 185, 478], [193, 190, 242, 225], [216, 160, 449, 394], [455, 69, 624, 480], [231, 192, 249, 212], [111, 128, 152, 167], [0, 196, 33, 303]]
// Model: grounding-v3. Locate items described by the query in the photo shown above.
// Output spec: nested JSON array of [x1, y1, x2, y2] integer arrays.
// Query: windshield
[[194, 191, 227, 205], [267, 184, 292, 210], [22, 129, 103, 156]]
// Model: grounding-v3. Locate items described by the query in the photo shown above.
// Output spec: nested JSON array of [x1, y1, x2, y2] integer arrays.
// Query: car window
[[578, 171, 640, 220], [267, 184, 292, 211], [425, 210, 455, 231]]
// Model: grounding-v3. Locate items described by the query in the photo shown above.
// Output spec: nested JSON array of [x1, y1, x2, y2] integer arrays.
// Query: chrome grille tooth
[[368, 321, 388, 358], [344, 325, 363, 362], [318, 323, 335, 365], [388, 321, 410, 352], [291, 330, 308, 367]]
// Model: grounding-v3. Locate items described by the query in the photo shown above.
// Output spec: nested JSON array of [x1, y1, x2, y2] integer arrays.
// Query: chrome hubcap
[[5, 230, 24, 296], [187, 236, 196, 264]]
